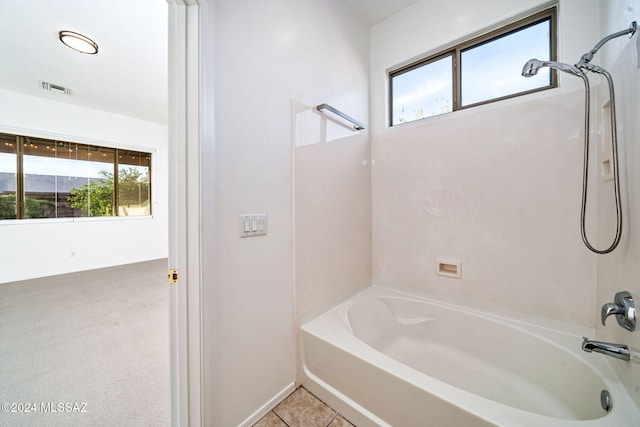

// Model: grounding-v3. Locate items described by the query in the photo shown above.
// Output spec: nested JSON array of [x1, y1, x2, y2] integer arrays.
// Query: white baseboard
[[238, 382, 296, 427]]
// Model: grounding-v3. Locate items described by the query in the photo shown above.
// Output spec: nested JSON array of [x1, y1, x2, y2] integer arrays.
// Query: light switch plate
[[240, 214, 267, 237]]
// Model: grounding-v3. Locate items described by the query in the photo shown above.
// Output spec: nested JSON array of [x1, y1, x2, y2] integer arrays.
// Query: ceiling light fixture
[[58, 30, 98, 55]]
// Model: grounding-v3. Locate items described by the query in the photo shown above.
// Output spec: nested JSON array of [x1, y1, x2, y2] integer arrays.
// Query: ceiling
[[349, 0, 421, 25], [0, 0, 168, 125], [0, 0, 417, 126]]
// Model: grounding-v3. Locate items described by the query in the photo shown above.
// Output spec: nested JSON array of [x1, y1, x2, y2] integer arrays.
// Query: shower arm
[[576, 21, 637, 68]]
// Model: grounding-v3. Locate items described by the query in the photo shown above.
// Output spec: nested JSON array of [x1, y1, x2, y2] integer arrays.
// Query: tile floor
[[254, 387, 355, 427]]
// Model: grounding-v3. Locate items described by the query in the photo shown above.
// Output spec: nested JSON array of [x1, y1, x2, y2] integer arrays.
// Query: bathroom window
[[0, 132, 152, 220], [391, 53, 453, 124], [390, 8, 556, 126]]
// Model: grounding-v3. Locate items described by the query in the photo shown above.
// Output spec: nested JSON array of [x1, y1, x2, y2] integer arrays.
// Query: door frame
[[167, 1, 202, 426]]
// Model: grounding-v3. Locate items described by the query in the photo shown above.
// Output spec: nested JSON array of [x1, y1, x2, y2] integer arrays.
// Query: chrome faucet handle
[[601, 303, 624, 323], [601, 291, 636, 331]]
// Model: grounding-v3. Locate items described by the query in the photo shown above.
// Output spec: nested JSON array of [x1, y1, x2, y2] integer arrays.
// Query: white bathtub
[[300, 285, 640, 426]]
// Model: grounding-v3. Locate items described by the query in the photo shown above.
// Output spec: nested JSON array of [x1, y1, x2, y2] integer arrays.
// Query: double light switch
[[240, 214, 267, 237]]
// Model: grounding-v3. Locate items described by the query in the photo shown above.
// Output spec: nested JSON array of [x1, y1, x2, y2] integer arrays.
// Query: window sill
[[378, 84, 568, 136], [0, 215, 154, 226]]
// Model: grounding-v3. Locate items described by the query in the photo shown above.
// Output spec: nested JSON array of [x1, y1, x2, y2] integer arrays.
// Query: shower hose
[[578, 70, 623, 254]]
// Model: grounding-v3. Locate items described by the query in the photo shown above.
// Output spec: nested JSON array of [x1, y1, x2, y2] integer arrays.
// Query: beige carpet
[[0, 259, 170, 426]]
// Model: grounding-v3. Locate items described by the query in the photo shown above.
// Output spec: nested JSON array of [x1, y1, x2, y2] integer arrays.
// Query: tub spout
[[582, 337, 630, 361]]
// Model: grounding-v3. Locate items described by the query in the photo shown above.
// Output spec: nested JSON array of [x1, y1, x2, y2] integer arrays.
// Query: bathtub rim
[[368, 281, 595, 338]]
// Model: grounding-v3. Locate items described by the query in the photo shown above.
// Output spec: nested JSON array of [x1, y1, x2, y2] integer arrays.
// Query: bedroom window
[[0, 132, 152, 220], [0, 134, 18, 219]]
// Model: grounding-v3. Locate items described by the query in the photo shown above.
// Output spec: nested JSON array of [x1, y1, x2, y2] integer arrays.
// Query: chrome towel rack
[[316, 103, 365, 131]]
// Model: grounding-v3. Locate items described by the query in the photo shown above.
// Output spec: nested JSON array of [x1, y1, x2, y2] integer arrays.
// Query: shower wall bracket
[[316, 103, 365, 131]]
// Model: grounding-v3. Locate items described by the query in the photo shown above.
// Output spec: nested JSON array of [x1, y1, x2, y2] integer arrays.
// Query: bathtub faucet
[[582, 337, 630, 361], [601, 291, 636, 331]]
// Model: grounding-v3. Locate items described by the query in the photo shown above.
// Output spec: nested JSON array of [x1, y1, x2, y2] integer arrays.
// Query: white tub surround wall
[[207, 0, 369, 425], [371, 89, 596, 325], [295, 132, 372, 317], [0, 89, 168, 283], [369, 0, 602, 326], [294, 129, 372, 383], [596, 0, 640, 409]]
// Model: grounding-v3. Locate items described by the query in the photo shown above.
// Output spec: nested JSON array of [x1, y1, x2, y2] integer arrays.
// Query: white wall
[[0, 89, 168, 283], [370, 0, 602, 325], [204, 0, 369, 424], [596, 0, 640, 409]]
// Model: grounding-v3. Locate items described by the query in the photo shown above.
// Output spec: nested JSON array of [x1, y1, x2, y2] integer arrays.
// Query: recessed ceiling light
[[58, 30, 98, 55]]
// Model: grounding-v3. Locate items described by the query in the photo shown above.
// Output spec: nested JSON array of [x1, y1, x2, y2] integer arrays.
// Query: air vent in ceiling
[[39, 81, 72, 96]]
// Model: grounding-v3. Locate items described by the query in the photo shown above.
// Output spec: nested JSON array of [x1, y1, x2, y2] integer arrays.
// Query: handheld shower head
[[522, 59, 584, 77], [521, 59, 545, 77]]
